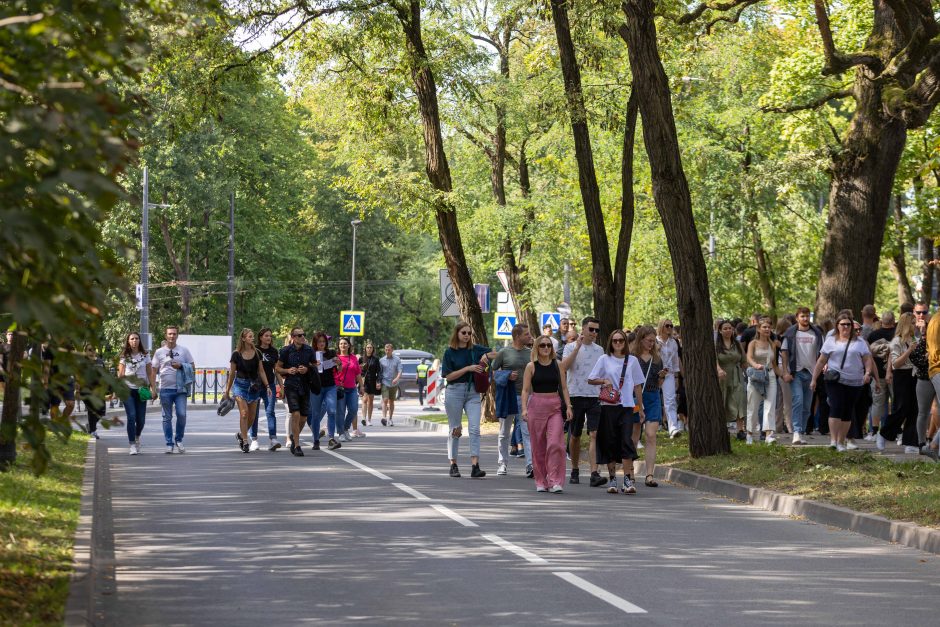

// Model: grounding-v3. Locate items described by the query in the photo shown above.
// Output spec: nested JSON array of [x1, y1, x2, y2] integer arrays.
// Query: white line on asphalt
[[392, 482, 431, 501], [323, 450, 392, 480], [552, 572, 647, 614], [430, 503, 478, 527], [480, 534, 548, 564]]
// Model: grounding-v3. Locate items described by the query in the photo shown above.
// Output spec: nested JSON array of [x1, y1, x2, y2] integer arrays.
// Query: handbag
[[473, 357, 491, 393], [823, 340, 851, 382], [138, 386, 152, 401], [599, 358, 629, 405]]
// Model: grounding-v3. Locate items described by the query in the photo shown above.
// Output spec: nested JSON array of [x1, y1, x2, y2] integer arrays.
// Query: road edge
[[653, 465, 940, 555], [64, 437, 95, 626]]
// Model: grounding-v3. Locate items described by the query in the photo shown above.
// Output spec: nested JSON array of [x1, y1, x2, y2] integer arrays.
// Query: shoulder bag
[[823, 340, 851, 382], [473, 355, 492, 393], [598, 358, 629, 405]]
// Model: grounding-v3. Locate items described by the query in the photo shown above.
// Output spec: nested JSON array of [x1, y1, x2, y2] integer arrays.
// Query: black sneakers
[[525, 464, 534, 479], [312, 441, 320, 450], [449, 463, 461, 478], [470, 464, 486, 478], [589, 471, 606, 487], [569, 468, 580, 484]]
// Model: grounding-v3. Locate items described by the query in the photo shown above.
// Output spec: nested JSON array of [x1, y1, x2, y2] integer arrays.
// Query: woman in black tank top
[[224, 328, 270, 453], [521, 338, 573, 493]]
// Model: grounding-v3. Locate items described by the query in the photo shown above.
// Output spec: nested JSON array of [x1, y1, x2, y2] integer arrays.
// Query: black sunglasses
[[914, 310, 927, 315], [537, 343, 553, 348], [292, 333, 305, 338], [664, 324, 674, 328], [587, 327, 599, 332]]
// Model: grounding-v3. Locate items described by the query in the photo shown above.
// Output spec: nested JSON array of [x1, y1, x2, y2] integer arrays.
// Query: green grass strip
[[0, 434, 88, 626]]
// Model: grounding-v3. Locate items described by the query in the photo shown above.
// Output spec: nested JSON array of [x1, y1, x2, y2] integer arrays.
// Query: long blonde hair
[[895, 312, 915, 343], [236, 328, 259, 357], [631, 325, 662, 363]]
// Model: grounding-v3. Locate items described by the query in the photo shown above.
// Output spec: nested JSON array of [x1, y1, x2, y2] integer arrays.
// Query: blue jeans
[[445, 382, 482, 461], [308, 386, 337, 442], [337, 388, 358, 432], [160, 388, 187, 445], [790, 370, 813, 435], [124, 388, 147, 443], [498, 395, 531, 465], [251, 380, 278, 439], [511, 417, 522, 447]]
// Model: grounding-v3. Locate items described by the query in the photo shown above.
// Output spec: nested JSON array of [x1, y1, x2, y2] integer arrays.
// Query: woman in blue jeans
[[441, 321, 496, 478], [117, 332, 154, 456], [308, 331, 340, 450], [630, 326, 666, 487]]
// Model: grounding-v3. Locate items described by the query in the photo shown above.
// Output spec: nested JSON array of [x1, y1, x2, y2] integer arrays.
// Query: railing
[[190, 368, 229, 404]]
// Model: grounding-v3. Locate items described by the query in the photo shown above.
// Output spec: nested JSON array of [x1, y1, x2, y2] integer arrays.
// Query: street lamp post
[[140, 167, 172, 351], [350, 219, 362, 310]]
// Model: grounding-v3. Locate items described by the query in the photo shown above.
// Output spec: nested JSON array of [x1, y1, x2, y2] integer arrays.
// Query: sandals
[[645, 474, 658, 488]]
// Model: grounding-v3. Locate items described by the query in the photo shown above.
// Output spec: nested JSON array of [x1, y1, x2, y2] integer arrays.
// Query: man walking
[[380, 343, 402, 426], [493, 323, 535, 478], [276, 327, 316, 456], [779, 307, 823, 444], [151, 326, 195, 453], [416, 358, 430, 405], [561, 317, 604, 485]]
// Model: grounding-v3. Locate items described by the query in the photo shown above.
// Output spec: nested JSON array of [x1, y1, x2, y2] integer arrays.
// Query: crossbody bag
[[599, 358, 629, 405]]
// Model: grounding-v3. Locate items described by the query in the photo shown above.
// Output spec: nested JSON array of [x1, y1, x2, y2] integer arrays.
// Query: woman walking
[[224, 328, 270, 453], [359, 342, 382, 427], [588, 329, 645, 495], [309, 331, 341, 450], [520, 337, 573, 493], [250, 327, 282, 451], [716, 320, 747, 440], [336, 338, 364, 439], [656, 320, 683, 438], [879, 313, 919, 452], [745, 317, 780, 444], [811, 313, 876, 451], [117, 332, 154, 455], [630, 326, 665, 487], [441, 321, 495, 478]]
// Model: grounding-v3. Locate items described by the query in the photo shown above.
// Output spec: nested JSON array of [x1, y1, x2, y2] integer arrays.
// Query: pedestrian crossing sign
[[340, 311, 365, 336], [494, 313, 516, 339]]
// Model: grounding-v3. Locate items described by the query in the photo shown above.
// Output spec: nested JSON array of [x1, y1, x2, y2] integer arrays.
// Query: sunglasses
[[292, 333, 305, 338], [837, 323, 852, 327], [914, 311, 927, 315], [664, 324, 674, 328], [537, 343, 553, 348], [611, 338, 625, 344], [587, 327, 599, 333]]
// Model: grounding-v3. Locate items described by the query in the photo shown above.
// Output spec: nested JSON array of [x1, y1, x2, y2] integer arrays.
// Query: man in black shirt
[[276, 327, 316, 457]]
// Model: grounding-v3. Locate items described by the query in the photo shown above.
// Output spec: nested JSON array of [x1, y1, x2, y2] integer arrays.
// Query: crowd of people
[[3, 300, 939, 493]]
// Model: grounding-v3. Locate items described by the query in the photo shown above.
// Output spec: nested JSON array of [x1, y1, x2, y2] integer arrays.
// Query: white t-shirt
[[821, 337, 870, 387], [888, 336, 914, 371], [588, 354, 645, 408], [781, 329, 819, 373], [151, 345, 194, 390], [563, 341, 604, 398], [658, 337, 680, 373], [120, 352, 150, 389]]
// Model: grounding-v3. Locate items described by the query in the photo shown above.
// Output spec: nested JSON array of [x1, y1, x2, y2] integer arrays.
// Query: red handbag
[[473, 358, 491, 393], [598, 358, 629, 405]]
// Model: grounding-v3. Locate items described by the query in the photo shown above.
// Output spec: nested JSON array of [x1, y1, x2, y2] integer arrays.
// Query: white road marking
[[430, 503, 478, 527], [480, 534, 547, 564], [552, 571, 647, 614], [323, 450, 392, 480], [393, 482, 431, 501]]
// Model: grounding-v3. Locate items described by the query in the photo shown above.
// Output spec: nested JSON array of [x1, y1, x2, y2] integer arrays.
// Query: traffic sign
[[540, 312, 561, 331], [439, 269, 460, 317], [340, 310, 365, 336], [494, 313, 516, 339]]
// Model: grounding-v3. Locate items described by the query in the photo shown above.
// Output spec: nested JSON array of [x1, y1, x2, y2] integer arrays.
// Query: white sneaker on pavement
[[497, 463, 507, 476], [863, 433, 875, 442], [549, 485, 563, 494], [166, 445, 175, 454], [249, 439, 260, 451], [875, 433, 886, 451], [746, 434, 754, 445], [792, 433, 803, 445], [835, 443, 846, 452], [904, 446, 920, 454], [129, 444, 139, 455], [175, 442, 186, 453], [845, 441, 858, 450], [269, 438, 282, 451], [765, 434, 777, 444]]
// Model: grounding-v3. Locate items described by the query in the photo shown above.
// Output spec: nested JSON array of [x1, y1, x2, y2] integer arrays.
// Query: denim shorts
[[232, 378, 262, 403]]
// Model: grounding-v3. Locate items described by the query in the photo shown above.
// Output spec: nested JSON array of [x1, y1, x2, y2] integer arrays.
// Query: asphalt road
[[95, 403, 940, 625]]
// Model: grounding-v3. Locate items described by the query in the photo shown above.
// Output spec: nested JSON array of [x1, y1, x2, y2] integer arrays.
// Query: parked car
[[393, 349, 435, 399]]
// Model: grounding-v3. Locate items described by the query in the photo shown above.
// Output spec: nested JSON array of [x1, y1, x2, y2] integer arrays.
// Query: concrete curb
[[653, 465, 940, 555], [64, 438, 95, 626], [393, 414, 449, 433], [64, 441, 115, 626]]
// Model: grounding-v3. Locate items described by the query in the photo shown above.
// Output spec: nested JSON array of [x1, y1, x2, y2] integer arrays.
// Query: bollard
[[423, 368, 442, 412]]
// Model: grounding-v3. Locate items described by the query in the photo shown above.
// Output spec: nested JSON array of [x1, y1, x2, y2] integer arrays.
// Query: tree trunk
[[516, 142, 539, 331], [158, 213, 190, 328], [619, 0, 729, 457], [920, 236, 935, 306], [395, 0, 486, 342], [614, 88, 639, 320], [889, 194, 914, 307], [743, 135, 776, 320], [0, 332, 27, 470], [549, 0, 618, 340], [814, 4, 914, 321]]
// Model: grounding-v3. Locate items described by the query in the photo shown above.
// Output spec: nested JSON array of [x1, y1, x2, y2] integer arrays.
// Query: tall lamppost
[[350, 219, 362, 309], [140, 167, 172, 351]]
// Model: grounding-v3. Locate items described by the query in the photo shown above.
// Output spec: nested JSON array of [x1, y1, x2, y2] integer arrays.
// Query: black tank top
[[531, 360, 560, 393]]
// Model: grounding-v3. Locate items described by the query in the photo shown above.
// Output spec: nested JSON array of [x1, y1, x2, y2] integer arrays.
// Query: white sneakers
[[175, 442, 185, 453], [497, 463, 508, 476], [269, 438, 282, 451], [792, 433, 803, 445], [904, 446, 920, 454], [875, 433, 886, 451], [845, 441, 858, 450], [746, 434, 754, 445], [166, 445, 175, 454], [765, 434, 778, 444], [549, 485, 563, 493], [249, 439, 260, 452], [129, 443, 139, 455]]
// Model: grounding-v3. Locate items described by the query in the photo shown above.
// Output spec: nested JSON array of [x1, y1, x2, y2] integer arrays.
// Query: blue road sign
[[540, 312, 561, 331], [494, 313, 516, 339]]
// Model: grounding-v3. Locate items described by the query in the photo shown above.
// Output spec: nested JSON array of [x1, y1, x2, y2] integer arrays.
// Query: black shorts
[[825, 380, 863, 421], [47, 384, 76, 409], [569, 396, 600, 437], [595, 404, 638, 465], [364, 378, 381, 395], [284, 384, 309, 416]]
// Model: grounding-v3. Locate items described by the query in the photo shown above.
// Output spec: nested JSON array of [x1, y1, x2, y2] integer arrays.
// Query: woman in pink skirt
[[521, 337, 573, 493]]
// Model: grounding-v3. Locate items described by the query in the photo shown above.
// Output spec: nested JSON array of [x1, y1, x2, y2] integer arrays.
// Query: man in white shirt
[[779, 307, 823, 444], [151, 325, 195, 453], [561, 317, 605, 486]]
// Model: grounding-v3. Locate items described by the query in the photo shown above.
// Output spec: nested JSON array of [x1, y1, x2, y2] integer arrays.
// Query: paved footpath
[[92, 403, 940, 626]]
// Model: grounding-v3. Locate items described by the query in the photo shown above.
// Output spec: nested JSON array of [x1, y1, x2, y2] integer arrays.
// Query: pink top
[[337, 354, 361, 388]]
